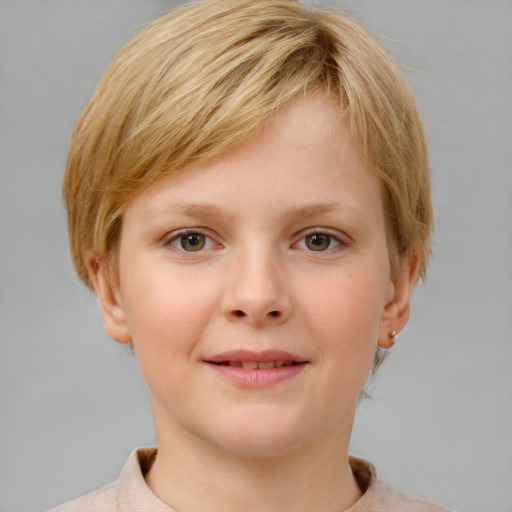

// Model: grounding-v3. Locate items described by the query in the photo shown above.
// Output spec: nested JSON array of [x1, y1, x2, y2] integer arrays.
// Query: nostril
[[234, 310, 245, 317], [269, 311, 280, 317]]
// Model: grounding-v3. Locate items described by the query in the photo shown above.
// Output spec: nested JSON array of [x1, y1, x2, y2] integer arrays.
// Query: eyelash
[[294, 229, 347, 252], [165, 229, 218, 252], [165, 228, 348, 254]]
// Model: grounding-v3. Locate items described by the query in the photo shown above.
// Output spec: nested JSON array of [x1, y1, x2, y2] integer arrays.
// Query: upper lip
[[205, 350, 307, 364]]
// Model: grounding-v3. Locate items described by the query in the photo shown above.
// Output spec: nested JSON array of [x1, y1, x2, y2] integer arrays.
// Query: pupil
[[181, 233, 205, 251], [307, 233, 330, 251]]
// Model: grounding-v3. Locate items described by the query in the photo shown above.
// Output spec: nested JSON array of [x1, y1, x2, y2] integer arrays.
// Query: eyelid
[[294, 228, 350, 250], [162, 227, 349, 252], [164, 228, 219, 251]]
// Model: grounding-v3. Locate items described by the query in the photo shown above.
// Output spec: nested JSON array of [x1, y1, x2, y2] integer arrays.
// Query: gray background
[[1, 1, 511, 511]]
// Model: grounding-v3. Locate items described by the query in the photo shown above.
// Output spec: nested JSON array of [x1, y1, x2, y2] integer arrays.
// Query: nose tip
[[229, 309, 284, 321], [221, 271, 292, 326], [220, 245, 292, 326]]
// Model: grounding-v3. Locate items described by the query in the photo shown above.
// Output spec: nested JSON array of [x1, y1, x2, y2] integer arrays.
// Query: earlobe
[[378, 252, 420, 349], [85, 253, 132, 344]]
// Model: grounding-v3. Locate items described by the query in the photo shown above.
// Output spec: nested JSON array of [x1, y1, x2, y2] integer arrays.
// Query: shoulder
[[348, 455, 452, 512], [373, 481, 451, 512], [50, 481, 118, 512], [49, 447, 160, 512]]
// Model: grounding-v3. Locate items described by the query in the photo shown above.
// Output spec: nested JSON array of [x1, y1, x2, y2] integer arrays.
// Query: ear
[[378, 252, 420, 349], [85, 252, 132, 344]]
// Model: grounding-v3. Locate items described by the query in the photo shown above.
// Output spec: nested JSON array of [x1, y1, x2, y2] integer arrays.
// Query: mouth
[[205, 349, 308, 368], [211, 360, 302, 369], [204, 350, 308, 387]]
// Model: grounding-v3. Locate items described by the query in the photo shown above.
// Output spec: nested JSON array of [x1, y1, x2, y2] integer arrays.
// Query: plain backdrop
[[1, 1, 511, 511]]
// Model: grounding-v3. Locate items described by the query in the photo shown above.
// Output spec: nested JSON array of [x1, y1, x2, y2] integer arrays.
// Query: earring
[[388, 330, 397, 348]]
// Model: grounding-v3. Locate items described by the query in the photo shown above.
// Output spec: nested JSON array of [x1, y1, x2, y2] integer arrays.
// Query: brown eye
[[180, 233, 206, 251], [305, 233, 332, 251]]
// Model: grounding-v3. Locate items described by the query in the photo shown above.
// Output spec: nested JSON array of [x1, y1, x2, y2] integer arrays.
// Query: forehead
[[124, 94, 383, 227]]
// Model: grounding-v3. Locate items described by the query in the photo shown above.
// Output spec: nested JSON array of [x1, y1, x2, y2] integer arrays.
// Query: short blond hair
[[63, 0, 432, 289]]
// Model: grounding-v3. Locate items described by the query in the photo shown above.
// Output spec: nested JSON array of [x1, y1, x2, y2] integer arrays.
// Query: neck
[[145, 403, 361, 512]]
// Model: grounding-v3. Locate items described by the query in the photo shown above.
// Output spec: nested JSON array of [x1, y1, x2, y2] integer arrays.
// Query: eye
[[305, 233, 334, 251], [167, 231, 215, 252], [179, 233, 206, 251], [297, 231, 343, 252]]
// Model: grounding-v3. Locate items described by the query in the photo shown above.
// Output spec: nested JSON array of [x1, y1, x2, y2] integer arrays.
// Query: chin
[[204, 415, 310, 459], [215, 435, 302, 460]]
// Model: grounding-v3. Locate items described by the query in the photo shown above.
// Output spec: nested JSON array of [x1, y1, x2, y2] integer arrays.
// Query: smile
[[205, 350, 308, 387]]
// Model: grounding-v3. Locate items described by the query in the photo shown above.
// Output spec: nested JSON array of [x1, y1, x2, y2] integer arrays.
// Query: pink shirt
[[51, 447, 450, 511]]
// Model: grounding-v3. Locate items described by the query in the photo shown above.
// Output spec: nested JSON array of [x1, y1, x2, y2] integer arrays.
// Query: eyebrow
[[276, 202, 369, 224], [145, 203, 224, 221], [145, 201, 369, 224]]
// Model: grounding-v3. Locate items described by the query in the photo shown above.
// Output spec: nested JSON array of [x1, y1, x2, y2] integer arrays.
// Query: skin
[[87, 94, 418, 512]]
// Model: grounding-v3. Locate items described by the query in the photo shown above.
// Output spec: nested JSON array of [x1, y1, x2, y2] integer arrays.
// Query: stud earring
[[388, 330, 397, 348]]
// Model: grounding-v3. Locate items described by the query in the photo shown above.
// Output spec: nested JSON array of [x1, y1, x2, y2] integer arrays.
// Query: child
[[53, 1, 449, 510]]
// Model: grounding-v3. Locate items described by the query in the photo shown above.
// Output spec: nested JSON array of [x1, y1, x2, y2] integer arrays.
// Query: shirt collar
[[116, 447, 378, 512]]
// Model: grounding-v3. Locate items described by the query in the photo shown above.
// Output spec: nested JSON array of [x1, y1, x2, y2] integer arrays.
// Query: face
[[91, 95, 416, 459]]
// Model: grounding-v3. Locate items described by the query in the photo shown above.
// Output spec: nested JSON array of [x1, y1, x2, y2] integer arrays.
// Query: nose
[[221, 247, 292, 327]]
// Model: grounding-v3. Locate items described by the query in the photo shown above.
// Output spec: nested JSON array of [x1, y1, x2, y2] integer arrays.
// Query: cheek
[[120, 267, 219, 361], [121, 275, 218, 403], [308, 271, 384, 329], [300, 270, 386, 367]]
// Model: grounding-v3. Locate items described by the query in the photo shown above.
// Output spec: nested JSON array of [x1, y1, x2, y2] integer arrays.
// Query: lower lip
[[206, 363, 308, 388]]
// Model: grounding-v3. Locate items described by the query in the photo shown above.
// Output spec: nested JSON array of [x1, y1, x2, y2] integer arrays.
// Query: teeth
[[225, 360, 296, 369]]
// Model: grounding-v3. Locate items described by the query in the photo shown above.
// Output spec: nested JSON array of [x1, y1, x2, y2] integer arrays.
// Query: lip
[[206, 349, 306, 364], [204, 350, 309, 388]]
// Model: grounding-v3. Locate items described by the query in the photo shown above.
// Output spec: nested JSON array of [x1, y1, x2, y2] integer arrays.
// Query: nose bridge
[[221, 237, 291, 325]]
